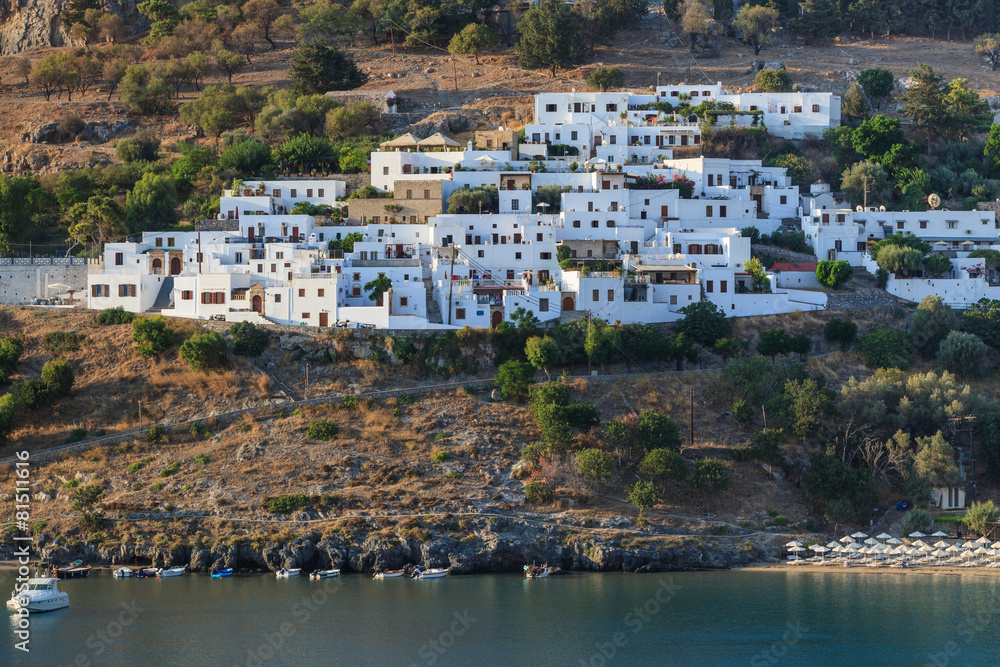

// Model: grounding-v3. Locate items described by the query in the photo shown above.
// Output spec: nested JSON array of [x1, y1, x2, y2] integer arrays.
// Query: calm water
[[3, 570, 1000, 666]]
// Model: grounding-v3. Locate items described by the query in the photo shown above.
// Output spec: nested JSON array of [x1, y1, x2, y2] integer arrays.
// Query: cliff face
[[0, 0, 141, 55]]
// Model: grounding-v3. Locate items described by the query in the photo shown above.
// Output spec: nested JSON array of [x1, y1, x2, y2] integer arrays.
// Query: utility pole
[[138, 399, 142, 429], [447, 244, 456, 325], [452, 55, 459, 93], [689, 385, 694, 446], [863, 175, 868, 211], [304, 363, 309, 401], [586, 310, 592, 376]]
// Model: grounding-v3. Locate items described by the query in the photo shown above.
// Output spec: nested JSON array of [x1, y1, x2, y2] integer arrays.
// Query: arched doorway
[[252, 295, 262, 313], [152, 258, 162, 274], [170, 256, 181, 275], [562, 296, 574, 311], [490, 310, 503, 328]]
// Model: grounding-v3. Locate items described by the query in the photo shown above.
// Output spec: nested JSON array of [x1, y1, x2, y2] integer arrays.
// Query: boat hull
[[53, 566, 91, 579], [6, 594, 69, 613], [374, 571, 405, 579], [157, 568, 185, 578], [211, 569, 233, 579], [414, 569, 448, 579], [276, 569, 301, 578], [310, 570, 340, 580]]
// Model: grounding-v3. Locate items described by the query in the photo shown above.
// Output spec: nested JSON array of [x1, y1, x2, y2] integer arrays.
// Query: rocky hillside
[[0, 0, 144, 55]]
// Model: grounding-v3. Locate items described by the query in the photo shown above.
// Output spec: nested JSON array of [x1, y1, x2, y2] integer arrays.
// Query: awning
[[632, 263, 697, 272]]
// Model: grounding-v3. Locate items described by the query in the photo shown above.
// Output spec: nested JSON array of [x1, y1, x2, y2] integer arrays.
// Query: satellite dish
[[928, 193, 941, 209], [879, 205, 886, 212], [855, 205, 864, 212]]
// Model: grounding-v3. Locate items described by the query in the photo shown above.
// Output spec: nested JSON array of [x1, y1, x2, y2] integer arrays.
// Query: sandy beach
[[737, 561, 1000, 578]]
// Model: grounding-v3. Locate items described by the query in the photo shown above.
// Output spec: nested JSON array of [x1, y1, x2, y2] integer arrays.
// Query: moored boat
[[157, 567, 186, 578], [373, 569, 406, 579], [524, 565, 550, 579], [210, 568, 233, 579], [276, 568, 301, 578], [53, 564, 91, 579], [6, 577, 69, 613], [112, 567, 134, 578], [310, 569, 340, 580], [412, 568, 448, 579], [135, 568, 159, 578]]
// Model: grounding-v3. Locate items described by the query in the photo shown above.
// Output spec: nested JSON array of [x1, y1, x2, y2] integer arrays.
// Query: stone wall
[[0, 257, 93, 304]]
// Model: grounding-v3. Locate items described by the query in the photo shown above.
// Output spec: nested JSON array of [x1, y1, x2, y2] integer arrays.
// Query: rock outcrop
[[0, 0, 144, 55]]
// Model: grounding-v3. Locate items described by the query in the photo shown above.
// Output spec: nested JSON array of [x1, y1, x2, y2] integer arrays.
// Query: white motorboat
[[310, 569, 340, 580], [6, 577, 69, 613], [524, 565, 550, 579], [373, 569, 406, 579], [276, 568, 301, 578], [157, 567, 185, 578], [413, 568, 448, 579], [112, 567, 134, 578]]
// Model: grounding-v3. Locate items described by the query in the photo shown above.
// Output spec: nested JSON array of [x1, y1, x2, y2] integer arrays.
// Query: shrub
[[856, 327, 911, 370], [937, 330, 989, 377], [689, 459, 731, 493], [732, 398, 753, 424], [433, 451, 451, 463], [524, 481, 553, 504], [131, 316, 172, 357], [41, 359, 74, 397], [674, 301, 730, 347], [587, 66, 625, 92], [908, 295, 959, 358], [823, 319, 858, 350], [638, 448, 687, 479], [0, 337, 23, 384], [13, 379, 50, 410], [64, 428, 87, 444], [229, 321, 268, 356], [754, 68, 793, 92], [149, 482, 165, 491], [815, 260, 853, 289], [306, 419, 339, 441], [574, 448, 615, 482], [494, 360, 535, 400], [901, 508, 933, 536], [0, 393, 18, 444], [41, 331, 85, 356], [628, 480, 661, 511], [268, 494, 310, 513], [69, 484, 105, 510], [636, 410, 682, 452], [159, 462, 180, 477], [964, 500, 999, 536], [193, 454, 210, 465], [97, 306, 134, 325], [148, 424, 164, 444], [179, 331, 228, 370]]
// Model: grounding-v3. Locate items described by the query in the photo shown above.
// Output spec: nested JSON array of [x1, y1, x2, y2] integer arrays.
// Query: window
[[706, 205, 713, 216], [641, 211, 647, 219], [573, 220, 581, 228], [591, 220, 599, 228], [693, 136, 700, 144], [271, 263, 276, 272], [507, 270, 515, 279], [793, 106, 802, 113], [318, 289, 324, 297], [896, 221, 904, 230], [290, 189, 297, 197], [780, 106, 786, 114], [456, 308, 466, 320], [383, 167, 389, 175], [812, 104, 820, 113], [720, 281, 727, 293], [318, 189, 324, 197], [115, 252, 124, 266], [298, 288, 305, 297], [708, 174, 714, 186], [406, 190, 412, 199], [920, 221, 928, 229], [671, 91, 679, 97], [307, 189, 313, 197], [858, 242, 868, 251], [302, 313, 310, 319], [834, 240, 843, 252], [836, 214, 845, 223], [947, 221, 958, 229], [749, 105, 757, 111], [537, 233, 544, 242], [607, 289, 614, 302], [606, 103, 617, 112], [706, 280, 714, 293], [609, 136, 616, 145], [181, 290, 193, 300], [91, 284, 110, 297], [592, 289, 600, 301], [540, 252, 551, 260], [515, 252, 522, 260], [155, 237, 162, 247], [670, 294, 677, 305], [424, 189, 430, 199], [398, 296, 408, 308], [780, 195, 787, 205], [691, 91, 699, 97], [276, 252, 284, 259], [200, 291, 224, 304], [545, 104, 557, 112], [571, 131, 578, 141], [273, 189, 281, 198], [512, 200, 519, 211], [275, 294, 281, 303], [167, 237, 175, 247], [119, 284, 136, 297], [720, 205, 727, 218], [539, 299, 549, 312], [478, 250, 484, 258]]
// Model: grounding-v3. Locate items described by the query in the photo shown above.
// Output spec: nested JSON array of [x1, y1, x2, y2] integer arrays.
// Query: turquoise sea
[[3, 569, 999, 666]]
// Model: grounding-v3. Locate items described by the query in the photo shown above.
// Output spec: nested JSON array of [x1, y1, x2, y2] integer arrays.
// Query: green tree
[[841, 83, 871, 122], [733, 5, 779, 55], [0, 338, 23, 385], [31, 54, 66, 101], [753, 69, 793, 92], [689, 458, 731, 493], [937, 330, 989, 377], [788, 0, 841, 38], [639, 448, 687, 479], [757, 328, 791, 361], [628, 480, 661, 514], [179, 331, 229, 370], [273, 133, 335, 166], [325, 101, 381, 141], [674, 301, 730, 347], [900, 63, 948, 148], [68, 194, 125, 248], [974, 33, 1000, 71], [848, 0, 886, 38], [815, 259, 853, 289], [680, 0, 710, 49], [364, 275, 392, 303], [516, 0, 591, 77], [852, 116, 908, 163], [215, 48, 247, 84], [116, 127, 161, 163], [875, 245, 924, 276], [131, 316, 173, 358], [586, 66, 625, 92], [784, 378, 832, 440], [636, 410, 682, 451], [125, 173, 177, 234], [118, 64, 174, 114], [912, 431, 962, 486], [525, 335, 558, 378], [823, 318, 858, 350], [964, 500, 999, 536], [840, 160, 892, 207], [290, 42, 367, 95], [447, 186, 499, 214], [584, 321, 620, 370], [69, 483, 105, 511], [942, 77, 992, 141], [243, 0, 285, 49], [901, 507, 933, 535], [824, 498, 857, 530], [229, 321, 269, 356], [908, 295, 958, 358], [41, 359, 74, 397], [218, 139, 273, 174], [494, 360, 535, 400], [96, 307, 134, 325], [856, 68, 893, 111], [0, 177, 52, 255], [448, 23, 498, 65], [805, 451, 878, 517], [962, 298, 1000, 348], [855, 327, 911, 369], [575, 448, 615, 482], [0, 393, 18, 443], [923, 254, 953, 277]]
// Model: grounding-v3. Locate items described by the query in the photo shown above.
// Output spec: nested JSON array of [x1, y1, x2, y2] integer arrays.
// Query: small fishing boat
[[373, 569, 406, 579], [112, 567, 134, 578], [524, 565, 550, 579], [276, 568, 301, 578], [210, 568, 233, 579], [53, 564, 91, 579], [135, 568, 160, 578], [412, 568, 448, 579], [310, 569, 340, 580], [157, 567, 186, 578], [6, 577, 69, 613]]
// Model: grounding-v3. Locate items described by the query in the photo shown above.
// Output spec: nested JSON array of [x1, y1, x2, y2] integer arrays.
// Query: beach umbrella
[[852, 532, 869, 539], [876, 532, 892, 540], [847, 542, 863, 550], [908, 531, 927, 538], [932, 531, 949, 538], [785, 540, 802, 548], [911, 540, 928, 548], [933, 540, 951, 549], [864, 538, 879, 545], [933, 549, 946, 559], [961, 550, 975, 559], [946, 545, 962, 554], [839, 535, 854, 543], [919, 545, 934, 553], [975, 547, 990, 555], [886, 537, 901, 544], [788, 546, 805, 552], [991, 542, 1000, 550], [976, 536, 991, 545], [963, 541, 979, 549], [826, 541, 840, 549]]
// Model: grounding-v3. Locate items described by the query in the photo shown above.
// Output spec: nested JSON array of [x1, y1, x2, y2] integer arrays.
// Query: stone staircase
[[423, 278, 443, 324], [145, 277, 174, 313]]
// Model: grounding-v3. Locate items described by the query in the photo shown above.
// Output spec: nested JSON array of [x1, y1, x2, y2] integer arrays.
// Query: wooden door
[[252, 295, 262, 313], [562, 296, 574, 311], [170, 257, 181, 275], [490, 310, 503, 328], [152, 258, 162, 274], [319, 313, 328, 327]]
